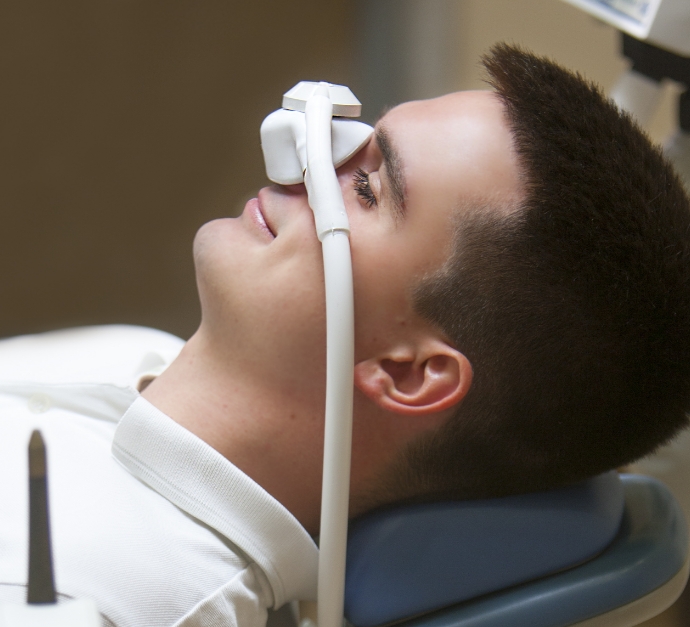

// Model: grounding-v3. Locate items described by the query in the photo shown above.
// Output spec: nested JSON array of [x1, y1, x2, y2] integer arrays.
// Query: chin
[[194, 218, 232, 257], [193, 218, 243, 277], [192, 220, 237, 319]]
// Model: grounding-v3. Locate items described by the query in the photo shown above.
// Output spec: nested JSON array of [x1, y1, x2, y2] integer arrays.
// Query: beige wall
[[0, 1, 353, 340], [453, 0, 678, 143]]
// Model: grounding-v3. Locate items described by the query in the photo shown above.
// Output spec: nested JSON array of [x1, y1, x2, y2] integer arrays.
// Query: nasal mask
[[260, 82, 373, 627], [261, 82, 373, 237]]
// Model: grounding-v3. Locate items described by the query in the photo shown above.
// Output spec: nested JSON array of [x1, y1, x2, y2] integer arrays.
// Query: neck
[[141, 327, 325, 534]]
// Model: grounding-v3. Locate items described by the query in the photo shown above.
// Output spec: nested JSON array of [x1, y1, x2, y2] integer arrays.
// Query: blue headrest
[[345, 471, 624, 627]]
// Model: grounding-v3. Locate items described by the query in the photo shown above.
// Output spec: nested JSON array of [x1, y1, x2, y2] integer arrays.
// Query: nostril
[[279, 182, 307, 195]]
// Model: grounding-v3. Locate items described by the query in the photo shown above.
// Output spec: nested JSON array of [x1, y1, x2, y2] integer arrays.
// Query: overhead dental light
[[261, 82, 374, 627]]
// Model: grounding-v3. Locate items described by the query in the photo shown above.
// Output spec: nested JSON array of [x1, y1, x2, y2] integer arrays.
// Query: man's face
[[192, 90, 521, 407]]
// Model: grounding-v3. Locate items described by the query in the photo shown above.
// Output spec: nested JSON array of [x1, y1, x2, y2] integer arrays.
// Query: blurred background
[[0, 0, 679, 342]]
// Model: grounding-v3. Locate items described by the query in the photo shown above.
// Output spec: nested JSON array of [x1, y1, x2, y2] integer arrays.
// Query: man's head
[[185, 44, 690, 527], [190, 68, 520, 525]]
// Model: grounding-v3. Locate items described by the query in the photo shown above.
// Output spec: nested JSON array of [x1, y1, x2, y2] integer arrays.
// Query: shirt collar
[[112, 396, 319, 606]]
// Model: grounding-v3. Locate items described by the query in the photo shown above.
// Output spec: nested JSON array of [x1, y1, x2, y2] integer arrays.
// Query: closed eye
[[354, 168, 378, 208]]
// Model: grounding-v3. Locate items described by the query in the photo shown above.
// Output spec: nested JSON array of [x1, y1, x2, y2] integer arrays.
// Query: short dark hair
[[404, 44, 690, 500]]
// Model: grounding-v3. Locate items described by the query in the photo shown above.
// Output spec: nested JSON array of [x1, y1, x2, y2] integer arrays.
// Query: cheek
[[350, 238, 418, 356], [194, 216, 324, 318], [196, 244, 329, 393]]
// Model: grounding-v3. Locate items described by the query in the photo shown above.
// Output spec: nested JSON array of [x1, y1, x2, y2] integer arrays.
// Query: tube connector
[[304, 84, 351, 240], [283, 81, 363, 118]]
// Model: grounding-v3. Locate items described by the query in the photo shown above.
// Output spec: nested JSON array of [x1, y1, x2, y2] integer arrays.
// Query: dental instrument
[[27, 431, 55, 605], [0, 431, 100, 627], [261, 82, 373, 627]]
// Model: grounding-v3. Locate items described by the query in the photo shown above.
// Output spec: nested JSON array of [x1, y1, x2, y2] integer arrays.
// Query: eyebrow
[[375, 125, 406, 221]]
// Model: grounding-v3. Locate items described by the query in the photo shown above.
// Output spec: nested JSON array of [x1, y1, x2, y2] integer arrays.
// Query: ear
[[354, 339, 473, 416]]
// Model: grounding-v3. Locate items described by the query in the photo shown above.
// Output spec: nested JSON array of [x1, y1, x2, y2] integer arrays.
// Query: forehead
[[377, 90, 522, 213]]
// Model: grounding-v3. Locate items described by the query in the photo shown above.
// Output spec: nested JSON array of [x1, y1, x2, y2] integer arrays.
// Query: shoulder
[[173, 564, 273, 627], [0, 325, 185, 386]]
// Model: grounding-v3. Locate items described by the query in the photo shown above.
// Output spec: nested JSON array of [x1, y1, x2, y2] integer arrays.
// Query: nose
[[277, 182, 307, 195]]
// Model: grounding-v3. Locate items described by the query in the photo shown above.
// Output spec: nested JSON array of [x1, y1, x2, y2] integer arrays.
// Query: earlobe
[[354, 342, 473, 416]]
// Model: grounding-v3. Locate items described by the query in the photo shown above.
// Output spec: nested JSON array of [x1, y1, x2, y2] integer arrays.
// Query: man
[[1, 44, 690, 627]]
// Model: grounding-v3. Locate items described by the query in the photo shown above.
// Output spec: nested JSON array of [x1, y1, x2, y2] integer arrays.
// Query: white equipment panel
[[561, 0, 690, 56]]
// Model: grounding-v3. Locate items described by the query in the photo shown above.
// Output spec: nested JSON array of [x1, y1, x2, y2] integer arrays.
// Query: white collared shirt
[[0, 325, 318, 627]]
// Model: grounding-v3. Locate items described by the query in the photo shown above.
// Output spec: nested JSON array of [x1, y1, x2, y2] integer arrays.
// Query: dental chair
[[344, 472, 689, 627]]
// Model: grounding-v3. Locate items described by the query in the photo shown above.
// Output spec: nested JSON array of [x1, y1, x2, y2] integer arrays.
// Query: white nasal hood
[[260, 82, 374, 186]]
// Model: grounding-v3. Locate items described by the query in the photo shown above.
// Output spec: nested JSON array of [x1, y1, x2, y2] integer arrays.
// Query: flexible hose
[[304, 83, 355, 627]]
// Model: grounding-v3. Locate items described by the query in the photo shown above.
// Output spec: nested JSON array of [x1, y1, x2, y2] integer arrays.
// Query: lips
[[246, 197, 276, 240]]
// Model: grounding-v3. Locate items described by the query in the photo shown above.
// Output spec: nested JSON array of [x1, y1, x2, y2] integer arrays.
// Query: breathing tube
[[261, 82, 373, 627]]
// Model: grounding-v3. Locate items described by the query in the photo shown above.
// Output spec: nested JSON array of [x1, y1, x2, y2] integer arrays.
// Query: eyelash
[[353, 167, 377, 208]]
